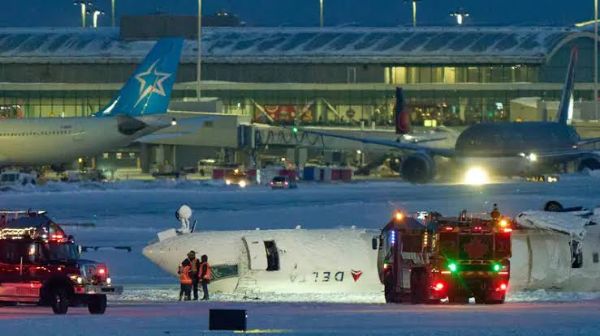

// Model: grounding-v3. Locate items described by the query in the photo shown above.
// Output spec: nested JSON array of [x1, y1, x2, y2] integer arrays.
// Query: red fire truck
[[378, 210, 512, 304], [0, 210, 122, 314]]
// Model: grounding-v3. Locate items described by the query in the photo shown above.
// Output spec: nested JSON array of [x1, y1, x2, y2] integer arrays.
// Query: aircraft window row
[[0, 130, 72, 137]]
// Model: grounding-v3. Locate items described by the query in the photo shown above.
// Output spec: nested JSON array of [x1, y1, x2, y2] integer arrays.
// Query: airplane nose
[[142, 244, 157, 262]]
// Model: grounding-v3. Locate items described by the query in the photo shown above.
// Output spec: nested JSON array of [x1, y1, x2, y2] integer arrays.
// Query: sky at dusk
[[0, 0, 594, 28]]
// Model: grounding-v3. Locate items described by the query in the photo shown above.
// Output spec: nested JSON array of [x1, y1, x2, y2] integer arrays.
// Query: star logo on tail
[[134, 60, 172, 108]]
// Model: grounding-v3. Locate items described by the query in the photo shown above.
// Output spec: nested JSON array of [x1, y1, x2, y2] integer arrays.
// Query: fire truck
[[377, 210, 512, 304], [0, 210, 122, 314]]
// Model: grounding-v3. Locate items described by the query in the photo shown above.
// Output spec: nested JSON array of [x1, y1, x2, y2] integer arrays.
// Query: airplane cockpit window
[[264, 240, 280, 271]]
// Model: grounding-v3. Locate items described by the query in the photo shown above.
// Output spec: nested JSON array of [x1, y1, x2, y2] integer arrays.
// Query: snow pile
[[118, 285, 384, 303]]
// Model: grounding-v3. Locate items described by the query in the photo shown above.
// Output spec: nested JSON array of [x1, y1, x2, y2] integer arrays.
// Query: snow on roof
[[0, 26, 584, 64]]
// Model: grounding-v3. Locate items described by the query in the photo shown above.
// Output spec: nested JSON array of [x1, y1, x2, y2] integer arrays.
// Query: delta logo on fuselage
[[291, 270, 363, 283]]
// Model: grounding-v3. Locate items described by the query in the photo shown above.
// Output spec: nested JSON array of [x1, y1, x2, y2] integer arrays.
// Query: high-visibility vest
[[200, 262, 212, 280], [188, 258, 199, 273], [179, 265, 192, 285]]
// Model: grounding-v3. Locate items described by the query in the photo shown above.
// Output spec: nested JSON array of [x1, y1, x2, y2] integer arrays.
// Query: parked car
[[0, 171, 36, 186], [270, 176, 297, 189]]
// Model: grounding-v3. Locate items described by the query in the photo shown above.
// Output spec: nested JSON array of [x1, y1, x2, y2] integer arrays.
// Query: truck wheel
[[88, 295, 107, 314], [384, 282, 401, 303], [410, 268, 427, 304], [51, 288, 69, 314], [384, 273, 398, 303]]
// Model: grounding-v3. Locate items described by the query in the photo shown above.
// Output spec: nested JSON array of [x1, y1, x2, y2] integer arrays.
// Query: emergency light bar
[[0, 227, 36, 239]]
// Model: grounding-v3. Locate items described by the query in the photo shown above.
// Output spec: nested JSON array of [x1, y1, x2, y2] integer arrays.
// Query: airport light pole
[[111, 0, 116, 27], [197, 0, 203, 101], [319, 0, 324, 28], [595, 0, 598, 120], [92, 10, 104, 28], [74, 1, 90, 28], [404, 0, 420, 27], [450, 8, 469, 26]]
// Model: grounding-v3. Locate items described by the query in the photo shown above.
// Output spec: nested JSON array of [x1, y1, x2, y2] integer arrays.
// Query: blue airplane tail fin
[[556, 47, 577, 125], [95, 38, 183, 117]]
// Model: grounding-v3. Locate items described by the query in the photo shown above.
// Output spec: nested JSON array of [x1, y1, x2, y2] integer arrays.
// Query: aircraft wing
[[300, 129, 455, 157], [578, 137, 600, 146], [135, 116, 214, 143], [525, 148, 598, 163], [135, 132, 193, 143]]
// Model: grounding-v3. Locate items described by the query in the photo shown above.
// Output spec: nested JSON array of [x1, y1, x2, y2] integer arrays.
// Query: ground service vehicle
[[0, 211, 122, 314], [378, 210, 512, 304], [270, 176, 298, 189], [225, 169, 250, 188]]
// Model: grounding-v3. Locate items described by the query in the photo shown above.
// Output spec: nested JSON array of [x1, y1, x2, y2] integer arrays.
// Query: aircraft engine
[[400, 152, 436, 183], [117, 116, 147, 135]]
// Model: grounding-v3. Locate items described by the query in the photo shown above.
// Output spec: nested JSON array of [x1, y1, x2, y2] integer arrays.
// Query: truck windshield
[[45, 243, 80, 261]]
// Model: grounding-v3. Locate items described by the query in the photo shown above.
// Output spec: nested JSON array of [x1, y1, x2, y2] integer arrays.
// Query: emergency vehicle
[[0, 210, 122, 314], [378, 210, 512, 304], [224, 169, 250, 188]]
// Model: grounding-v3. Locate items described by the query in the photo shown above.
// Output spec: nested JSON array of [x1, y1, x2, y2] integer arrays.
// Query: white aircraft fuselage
[[143, 229, 383, 295], [144, 220, 600, 297], [0, 116, 165, 165]]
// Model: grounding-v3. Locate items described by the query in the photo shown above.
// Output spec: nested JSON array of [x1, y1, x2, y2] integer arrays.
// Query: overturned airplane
[[143, 201, 600, 298]]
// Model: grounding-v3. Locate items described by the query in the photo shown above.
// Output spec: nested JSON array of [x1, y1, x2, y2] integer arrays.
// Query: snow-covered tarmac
[[1, 177, 600, 334], [2, 300, 600, 335]]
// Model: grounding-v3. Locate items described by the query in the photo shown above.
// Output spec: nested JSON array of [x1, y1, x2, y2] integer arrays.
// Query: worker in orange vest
[[178, 263, 192, 301], [199, 254, 212, 300], [181, 251, 201, 300]]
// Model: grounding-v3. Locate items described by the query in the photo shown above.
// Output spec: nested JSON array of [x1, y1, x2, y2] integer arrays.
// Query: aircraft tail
[[394, 87, 410, 134], [556, 48, 577, 125], [95, 38, 184, 117]]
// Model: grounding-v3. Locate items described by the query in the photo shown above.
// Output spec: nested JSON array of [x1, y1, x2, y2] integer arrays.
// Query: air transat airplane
[[302, 49, 600, 183], [0, 38, 183, 166]]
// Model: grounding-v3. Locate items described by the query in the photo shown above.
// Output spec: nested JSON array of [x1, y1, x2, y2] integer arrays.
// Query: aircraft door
[[242, 236, 269, 271]]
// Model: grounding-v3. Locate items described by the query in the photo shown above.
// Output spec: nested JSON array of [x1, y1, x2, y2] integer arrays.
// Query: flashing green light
[[493, 263, 501, 272], [448, 263, 458, 273], [292, 127, 299, 133]]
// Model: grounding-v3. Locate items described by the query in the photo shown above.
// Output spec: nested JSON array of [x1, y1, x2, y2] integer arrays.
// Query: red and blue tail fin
[[394, 87, 410, 134]]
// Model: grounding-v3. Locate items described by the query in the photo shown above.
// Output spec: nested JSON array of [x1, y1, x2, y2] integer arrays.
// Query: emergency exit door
[[242, 237, 280, 271], [243, 237, 269, 271]]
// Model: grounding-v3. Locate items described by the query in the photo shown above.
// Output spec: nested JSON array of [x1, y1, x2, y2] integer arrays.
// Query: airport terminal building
[[0, 19, 597, 124], [0, 17, 599, 171]]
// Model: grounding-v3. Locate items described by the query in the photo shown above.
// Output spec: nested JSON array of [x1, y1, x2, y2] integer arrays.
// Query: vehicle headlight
[[527, 153, 538, 162], [463, 166, 490, 186], [239, 180, 247, 188], [106, 277, 112, 285], [69, 274, 84, 285], [225, 179, 232, 185]]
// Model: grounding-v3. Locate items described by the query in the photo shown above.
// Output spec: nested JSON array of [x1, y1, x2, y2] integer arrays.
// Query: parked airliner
[[0, 38, 184, 166], [302, 49, 600, 183]]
